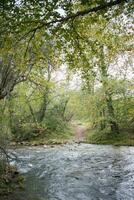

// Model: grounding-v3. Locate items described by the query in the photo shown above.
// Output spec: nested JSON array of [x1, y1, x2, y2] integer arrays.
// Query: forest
[[0, 0, 134, 199]]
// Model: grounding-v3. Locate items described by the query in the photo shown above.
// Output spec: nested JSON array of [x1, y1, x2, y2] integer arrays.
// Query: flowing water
[[11, 144, 134, 200]]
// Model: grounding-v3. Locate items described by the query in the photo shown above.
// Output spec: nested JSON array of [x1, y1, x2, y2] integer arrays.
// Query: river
[[10, 144, 134, 200]]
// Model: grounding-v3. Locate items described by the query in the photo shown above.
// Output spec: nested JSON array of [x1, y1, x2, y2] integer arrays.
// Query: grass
[[14, 125, 74, 146], [85, 129, 134, 146]]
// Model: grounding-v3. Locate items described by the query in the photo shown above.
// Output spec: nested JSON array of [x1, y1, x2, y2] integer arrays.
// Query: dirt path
[[74, 125, 87, 142]]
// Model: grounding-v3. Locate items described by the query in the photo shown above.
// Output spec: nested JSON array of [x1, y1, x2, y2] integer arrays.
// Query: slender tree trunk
[[100, 46, 119, 134], [37, 63, 51, 123], [26, 100, 37, 124], [105, 92, 119, 133], [37, 89, 49, 123], [100, 109, 106, 130]]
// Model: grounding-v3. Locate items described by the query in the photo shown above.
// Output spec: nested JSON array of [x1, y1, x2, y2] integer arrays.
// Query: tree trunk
[[26, 100, 37, 124], [100, 46, 119, 134], [37, 89, 49, 123], [100, 109, 106, 131], [37, 63, 51, 123], [105, 92, 119, 133]]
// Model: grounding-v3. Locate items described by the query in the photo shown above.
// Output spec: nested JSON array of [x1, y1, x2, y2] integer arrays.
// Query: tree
[[0, 55, 30, 100], [0, 34, 35, 100], [0, 0, 129, 42], [60, 4, 133, 133], [0, 0, 132, 100], [37, 63, 53, 123]]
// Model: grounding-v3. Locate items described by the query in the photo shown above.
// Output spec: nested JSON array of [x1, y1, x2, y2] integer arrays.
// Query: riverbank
[[85, 129, 134, 146], [10, 123, 86, 147], [10, 126, 134, 147], [11, 126, 74, 146], [0, 165, 24, 200]]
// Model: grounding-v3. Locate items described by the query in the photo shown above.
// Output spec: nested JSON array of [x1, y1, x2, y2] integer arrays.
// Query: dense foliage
[[0, 0, 134, 196]]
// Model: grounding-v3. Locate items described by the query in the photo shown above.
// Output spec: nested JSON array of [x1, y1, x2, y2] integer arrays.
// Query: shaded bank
[[86, 129, 134, 146]]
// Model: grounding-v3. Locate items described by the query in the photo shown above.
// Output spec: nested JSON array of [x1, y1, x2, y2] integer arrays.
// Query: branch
[[51, 0, 126, 23], [0, 146, 10, 163], [21, 0, 126, 39]]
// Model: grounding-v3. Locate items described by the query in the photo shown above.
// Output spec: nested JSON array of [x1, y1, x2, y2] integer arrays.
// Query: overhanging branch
[[47, 0, 126, 24], [22, 0, 126, 39]]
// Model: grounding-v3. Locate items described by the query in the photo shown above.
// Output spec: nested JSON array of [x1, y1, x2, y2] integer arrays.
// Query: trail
[[74, 124, 87, 142]]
